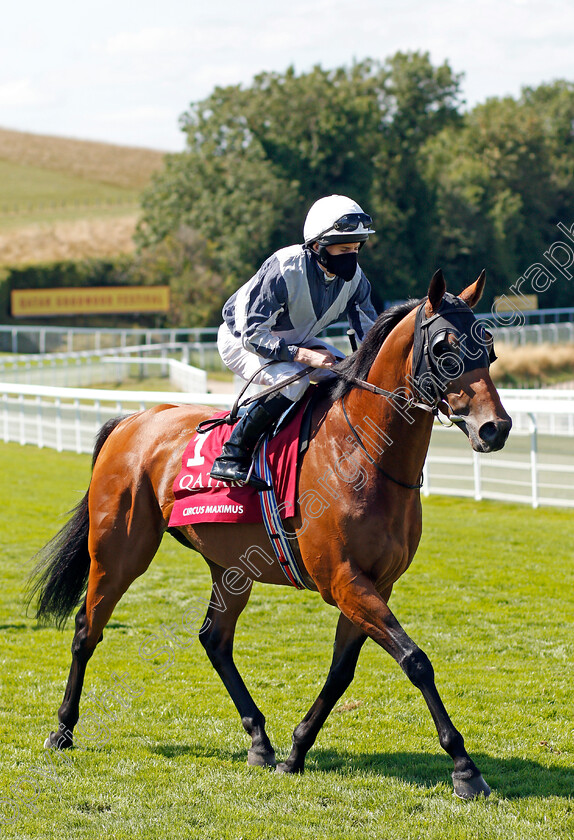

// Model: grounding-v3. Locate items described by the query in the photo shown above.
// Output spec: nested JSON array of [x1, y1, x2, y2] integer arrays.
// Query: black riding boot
[[210, 394, 293, 491]]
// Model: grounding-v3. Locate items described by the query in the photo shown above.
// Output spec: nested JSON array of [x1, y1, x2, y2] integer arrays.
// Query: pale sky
[[1, 0, 573, 152]]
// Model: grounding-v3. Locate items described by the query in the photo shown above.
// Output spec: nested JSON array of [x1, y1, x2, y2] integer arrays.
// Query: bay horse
[[29, 270, 511, 800]]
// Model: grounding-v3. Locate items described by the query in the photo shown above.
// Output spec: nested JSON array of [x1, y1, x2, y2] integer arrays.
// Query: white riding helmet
[[303, 194, 375, 245]]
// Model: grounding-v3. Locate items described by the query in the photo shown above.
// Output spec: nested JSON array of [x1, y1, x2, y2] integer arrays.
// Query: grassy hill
[[0, 127, 165, 189], [0, 128, 167, 264]]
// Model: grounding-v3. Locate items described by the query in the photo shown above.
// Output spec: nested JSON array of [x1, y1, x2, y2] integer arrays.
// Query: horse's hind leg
[[277, 613, 367, 774], [199, 563, 276, 767], [46, 500, 163, 750], [46, 600, 92, 749]]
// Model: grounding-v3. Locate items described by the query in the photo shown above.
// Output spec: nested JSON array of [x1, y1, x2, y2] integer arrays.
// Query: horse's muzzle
[[477, 417, 512, 452]]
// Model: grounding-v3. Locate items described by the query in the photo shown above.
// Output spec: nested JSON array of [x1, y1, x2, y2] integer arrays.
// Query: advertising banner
[[11, 286, 170, 317]]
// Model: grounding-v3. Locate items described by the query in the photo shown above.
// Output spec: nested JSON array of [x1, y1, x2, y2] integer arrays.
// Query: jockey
[[210, 194, 378, 490]]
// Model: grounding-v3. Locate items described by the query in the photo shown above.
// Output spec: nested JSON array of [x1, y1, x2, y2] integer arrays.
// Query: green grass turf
[[0, 441, 573, 839]]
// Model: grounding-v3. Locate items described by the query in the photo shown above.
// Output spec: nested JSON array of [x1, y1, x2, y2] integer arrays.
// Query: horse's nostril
[[480, 420, 510, 447], [480, 422, 499, 444]]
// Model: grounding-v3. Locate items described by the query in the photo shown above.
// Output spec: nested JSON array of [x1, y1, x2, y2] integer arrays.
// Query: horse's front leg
[[327, 567, 490, 799], [340, 568, 490, 799], [199, 564, 276, 768], [277, 612, 366, 774]]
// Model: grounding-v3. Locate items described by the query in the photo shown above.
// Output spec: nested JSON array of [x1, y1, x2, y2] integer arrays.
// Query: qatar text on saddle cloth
[[168, 399, 308, 527]]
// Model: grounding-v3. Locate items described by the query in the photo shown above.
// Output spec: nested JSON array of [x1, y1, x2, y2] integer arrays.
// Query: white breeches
[[217, 324, 345, 402]]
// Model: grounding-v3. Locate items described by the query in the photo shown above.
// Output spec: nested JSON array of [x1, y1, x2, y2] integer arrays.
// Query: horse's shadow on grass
[[149, 743, 573, 800], [150, 743, 248, 763], [315, 749, 574, 800]]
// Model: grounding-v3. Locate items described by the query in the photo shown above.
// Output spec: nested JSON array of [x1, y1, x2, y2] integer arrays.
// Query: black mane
[[329, 298, 423, 400]]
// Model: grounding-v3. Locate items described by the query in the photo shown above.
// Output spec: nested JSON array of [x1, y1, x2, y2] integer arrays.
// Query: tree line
[[135, 51, 574, 324]]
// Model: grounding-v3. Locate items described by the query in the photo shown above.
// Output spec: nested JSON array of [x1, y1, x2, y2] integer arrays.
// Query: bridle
[[339, 294, 496, 489]]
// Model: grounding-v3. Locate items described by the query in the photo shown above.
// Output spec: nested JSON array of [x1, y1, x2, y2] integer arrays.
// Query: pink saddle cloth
[[168, 399, 309, 526]]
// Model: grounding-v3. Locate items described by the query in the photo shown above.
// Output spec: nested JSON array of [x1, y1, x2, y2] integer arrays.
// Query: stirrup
[[209, 458, 271, 493], [244, 459, 272, 492]]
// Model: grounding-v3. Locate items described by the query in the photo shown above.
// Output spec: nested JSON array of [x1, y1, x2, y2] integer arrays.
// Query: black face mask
[[316, 248, 358, 281]]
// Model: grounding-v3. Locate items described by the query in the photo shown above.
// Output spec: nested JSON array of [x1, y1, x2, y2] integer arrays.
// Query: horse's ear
[[459, 269, 486, 309], [425, 269, 446, 316]]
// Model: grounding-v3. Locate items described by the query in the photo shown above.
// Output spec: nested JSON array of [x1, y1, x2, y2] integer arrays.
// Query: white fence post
[[36, 395, 44, 449], [74, 399, 82, 454], [529, 412, 539, 509], [473, 450, 482, 501], [2, 393, 8, 441], [56, 398, 63, 452], [18, 394, 25, 445], [422, 461, 430, 497]]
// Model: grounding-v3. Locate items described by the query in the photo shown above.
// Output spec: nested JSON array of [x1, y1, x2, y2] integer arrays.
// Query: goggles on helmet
[[315, 213, 373, 241], [332, 213, 373, 232]]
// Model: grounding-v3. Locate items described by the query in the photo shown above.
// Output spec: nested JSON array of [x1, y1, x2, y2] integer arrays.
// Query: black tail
[[26, 417, 124, 629]]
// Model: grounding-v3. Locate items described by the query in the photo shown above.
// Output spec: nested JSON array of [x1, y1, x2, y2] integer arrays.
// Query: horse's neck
[[346, 320, 434, 487]]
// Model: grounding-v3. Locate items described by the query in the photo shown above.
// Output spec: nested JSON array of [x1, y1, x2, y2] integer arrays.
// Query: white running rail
[[424, 391, 574, 509], [1, 380, 573, 509], [1, 382, 232, 455]]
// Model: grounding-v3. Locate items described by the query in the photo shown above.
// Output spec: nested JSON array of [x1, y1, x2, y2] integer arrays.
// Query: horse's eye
[[431, 332, 461, 358], [432, 340, 450, 357], [446, 333, 462, 354], [474, 327, 497, 364], [431, 331, 463, 378]]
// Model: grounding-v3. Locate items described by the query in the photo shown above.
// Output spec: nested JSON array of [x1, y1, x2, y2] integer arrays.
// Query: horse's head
[[411, 269, 512, 453]]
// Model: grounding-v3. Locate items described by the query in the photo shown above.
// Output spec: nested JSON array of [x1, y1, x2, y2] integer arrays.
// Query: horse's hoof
[[44, 732, 59, 749], [275, 761, 303, 775], [453, 772, 491, 800], [247, 748, 276, 768], [44, 731, 72, 750]]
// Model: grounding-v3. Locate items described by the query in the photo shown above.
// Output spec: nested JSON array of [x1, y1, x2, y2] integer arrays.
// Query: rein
[[341, 393, 424, 489], [196, 361, 435, 436], [196, 363, 317, 433], [197, 297, 482, 491], [240, 367, 436, 413]]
